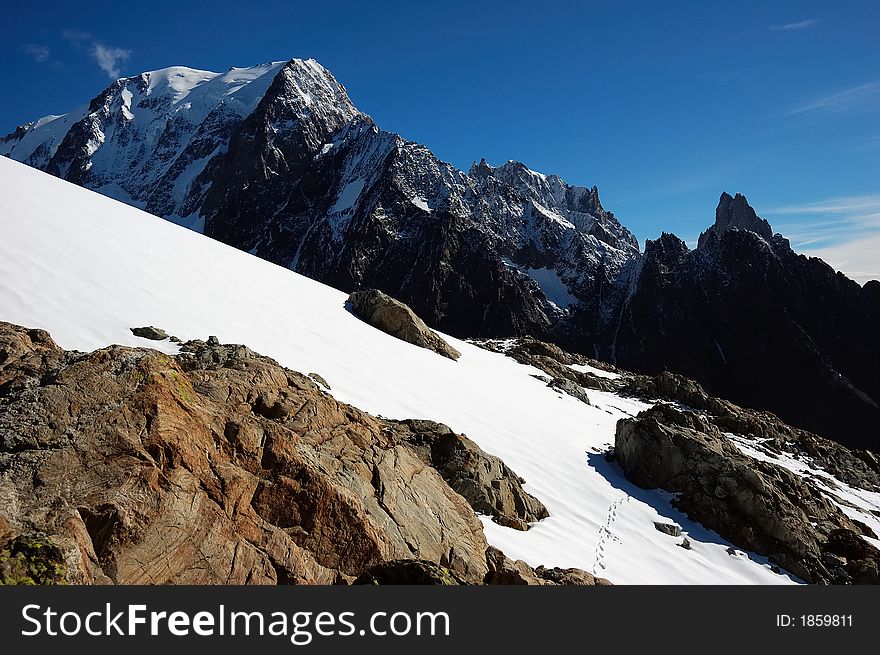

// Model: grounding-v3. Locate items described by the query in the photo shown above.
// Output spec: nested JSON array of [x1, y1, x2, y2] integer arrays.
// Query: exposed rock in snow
[[348, 288, 461, 360], [616, 403, 880, 584]]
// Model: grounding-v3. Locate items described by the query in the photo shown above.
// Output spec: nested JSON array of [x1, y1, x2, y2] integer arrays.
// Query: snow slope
[[0, 157, 817, 584]]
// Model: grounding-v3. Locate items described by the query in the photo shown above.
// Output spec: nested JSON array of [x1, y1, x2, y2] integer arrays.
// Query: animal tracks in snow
[[593, 496, 629, 574]]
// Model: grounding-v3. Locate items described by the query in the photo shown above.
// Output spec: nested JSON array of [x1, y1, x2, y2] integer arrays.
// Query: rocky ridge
[[0, 322, 583, 585], [573, 192, 880, 450], [616, 404, 879, 584]]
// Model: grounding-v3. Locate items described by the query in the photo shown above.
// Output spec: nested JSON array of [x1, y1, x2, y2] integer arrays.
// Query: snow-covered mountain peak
[[3, 57, 637, 336], [139, 66, 222, 101], [270, 58, 359, 121]]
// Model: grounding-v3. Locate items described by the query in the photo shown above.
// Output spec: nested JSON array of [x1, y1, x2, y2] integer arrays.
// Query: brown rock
[[0, 322, 488, 584], [394, 419, 549, 529], [348, 289, 461, 360], [484, 546, 609, 585]]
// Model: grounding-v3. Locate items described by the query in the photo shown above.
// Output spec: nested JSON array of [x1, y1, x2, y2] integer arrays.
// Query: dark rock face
[[394, 419, 549, 530], [586, 193, 880, 451], [0, 321, 556, 585], [353, 560, 465, 585], [348, 289, 461, 360], [697, 191, 774, 248], [615, 404, 880, 584]]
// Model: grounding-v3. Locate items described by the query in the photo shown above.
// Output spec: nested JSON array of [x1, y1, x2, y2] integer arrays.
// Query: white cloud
[[91, 44, 132, 79], [766, 194, 880, 284], [771, 19, 820, 31], [23, 43, 50, 62], [787, 81, 880, 120], [800, 235, 880, 285]]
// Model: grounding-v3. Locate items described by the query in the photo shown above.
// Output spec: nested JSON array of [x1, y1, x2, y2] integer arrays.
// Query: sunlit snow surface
[[0, 157, 850, 584], [569, 362, 621, 380]]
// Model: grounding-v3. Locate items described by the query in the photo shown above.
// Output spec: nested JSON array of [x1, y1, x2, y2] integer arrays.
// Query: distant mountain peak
[[697, 191, 774, 248]]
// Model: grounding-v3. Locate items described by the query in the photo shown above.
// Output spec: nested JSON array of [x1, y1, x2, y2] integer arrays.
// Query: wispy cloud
[[771, 19, 820, 31], [91, 44, 131, 79], [845, 133, 880, 152], [786, 81, 880, 121], [766, 194, 880, 283], [22, 43, 50, 62], [61, 30, 131, 79]]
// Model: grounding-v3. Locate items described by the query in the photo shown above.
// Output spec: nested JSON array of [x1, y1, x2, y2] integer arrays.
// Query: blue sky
[[4, 0, 879, 280]]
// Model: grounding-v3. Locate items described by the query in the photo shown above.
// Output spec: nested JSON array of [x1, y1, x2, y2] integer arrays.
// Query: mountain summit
[[697, 191, 775, 248], [1, 57, 637, 339]]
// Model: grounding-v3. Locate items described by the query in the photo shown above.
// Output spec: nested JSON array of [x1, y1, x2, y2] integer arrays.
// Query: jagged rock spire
[[697, 192, 773, 249]]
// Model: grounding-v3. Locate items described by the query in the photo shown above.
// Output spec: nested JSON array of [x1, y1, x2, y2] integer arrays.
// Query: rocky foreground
[[0, 322, 601, 585], [3, 311, 879, 585]]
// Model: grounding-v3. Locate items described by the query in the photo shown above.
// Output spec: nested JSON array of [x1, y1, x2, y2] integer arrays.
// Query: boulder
[[653, 522, 682, 537], [395, 419, 549, 529], [548, 377, 591, 405], [348, 289, 460, 360], [130, 326, 168, 340]]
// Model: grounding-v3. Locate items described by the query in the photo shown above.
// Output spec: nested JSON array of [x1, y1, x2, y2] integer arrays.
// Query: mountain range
[[2, 58, 878, 450], [4, 154, 880, 585]]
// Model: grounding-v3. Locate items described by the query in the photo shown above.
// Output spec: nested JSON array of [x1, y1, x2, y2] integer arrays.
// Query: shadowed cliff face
[[572, 193, 880, 451], [0, 322, 565, 585]]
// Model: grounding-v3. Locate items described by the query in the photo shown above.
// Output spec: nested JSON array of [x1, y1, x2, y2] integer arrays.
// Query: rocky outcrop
[[624, 370, 880, 493], [484, 546, 610, 586], [587, 193, 880, 451], [1, 322, 557, 584], [697, 191, 774, 248], [353, 560, 466, 585], [472, 337, 622, 402], [348, 289, 461, 360], [615, 404, 880, 584], [130, 326, 169, 340], [393, 419, 549, 530]]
